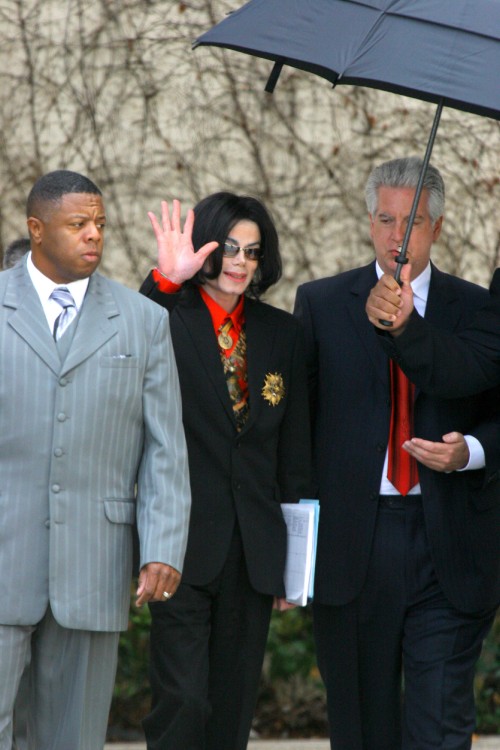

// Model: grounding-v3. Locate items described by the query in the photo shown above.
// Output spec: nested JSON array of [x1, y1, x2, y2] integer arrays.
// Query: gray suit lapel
[[4, 268, 119, 377], [4, 264, 61, 376], [60, 273, 119, 376]]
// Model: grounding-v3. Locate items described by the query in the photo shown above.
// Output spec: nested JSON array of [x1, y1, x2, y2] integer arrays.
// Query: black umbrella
[[194, 0, 500, 291]]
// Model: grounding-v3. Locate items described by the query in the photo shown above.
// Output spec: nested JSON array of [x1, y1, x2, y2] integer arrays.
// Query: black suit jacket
[[141, 274, 312, 596], [382, 267, 500, 396], [295, 262, 500, 613]]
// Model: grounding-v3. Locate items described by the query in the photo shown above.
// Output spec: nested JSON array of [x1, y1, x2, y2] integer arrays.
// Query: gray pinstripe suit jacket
[[0, 259, 191, 632]]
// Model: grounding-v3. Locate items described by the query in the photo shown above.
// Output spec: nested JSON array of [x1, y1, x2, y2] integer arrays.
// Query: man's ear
[[432, 215, 443, 242], [368, 213, 375, 242], [27, 217, 43, 245]]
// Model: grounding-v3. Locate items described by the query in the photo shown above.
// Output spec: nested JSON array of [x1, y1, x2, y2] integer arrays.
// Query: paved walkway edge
[[105, 737, 500, 749]]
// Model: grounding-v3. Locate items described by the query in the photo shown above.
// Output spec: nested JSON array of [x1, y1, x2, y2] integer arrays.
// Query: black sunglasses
[[223, 242, 262, 261]]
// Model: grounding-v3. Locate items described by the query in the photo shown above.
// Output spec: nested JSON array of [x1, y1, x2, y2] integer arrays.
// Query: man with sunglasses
[[139, 192, 311, 750]]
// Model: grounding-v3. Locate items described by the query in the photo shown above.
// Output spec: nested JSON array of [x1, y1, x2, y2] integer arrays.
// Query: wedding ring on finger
[[162, 591, 172, 600]]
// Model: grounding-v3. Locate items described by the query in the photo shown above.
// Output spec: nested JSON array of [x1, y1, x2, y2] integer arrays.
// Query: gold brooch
[[261, 372, 285, 406]]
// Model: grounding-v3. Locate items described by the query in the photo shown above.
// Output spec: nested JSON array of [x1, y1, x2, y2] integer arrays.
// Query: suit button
[[45, 520, 50, 528], [59, 378, 68, 386], [57, 412, 66, 422], [54, 448, 64, 457], [51, 484, 61, 493]]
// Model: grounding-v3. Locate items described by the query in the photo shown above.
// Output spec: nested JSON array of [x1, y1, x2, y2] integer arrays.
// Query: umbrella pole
[[394, 98, 444, 283], [265, 61, 284, 93], [379, 98, 444, 326]]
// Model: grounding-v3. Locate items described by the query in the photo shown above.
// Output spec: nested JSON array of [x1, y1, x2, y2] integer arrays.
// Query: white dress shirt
[[27, 252, 89, 335]]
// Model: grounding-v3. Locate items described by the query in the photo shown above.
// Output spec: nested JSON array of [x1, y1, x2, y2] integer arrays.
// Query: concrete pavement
[[105, 737, 500, 749]]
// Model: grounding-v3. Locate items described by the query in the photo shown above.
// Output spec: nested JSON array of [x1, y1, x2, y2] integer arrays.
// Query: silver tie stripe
[[50, 287, 77, 340]]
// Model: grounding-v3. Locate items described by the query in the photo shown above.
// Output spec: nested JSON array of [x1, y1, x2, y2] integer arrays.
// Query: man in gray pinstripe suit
[[0, 170, 191, 750]]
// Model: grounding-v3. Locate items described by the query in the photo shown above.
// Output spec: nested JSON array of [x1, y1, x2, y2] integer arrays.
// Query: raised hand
[[148, 199, 218, 285]]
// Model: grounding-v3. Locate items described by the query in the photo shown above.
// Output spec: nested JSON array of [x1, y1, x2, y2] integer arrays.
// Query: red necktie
[[387, 360, 418, 495]]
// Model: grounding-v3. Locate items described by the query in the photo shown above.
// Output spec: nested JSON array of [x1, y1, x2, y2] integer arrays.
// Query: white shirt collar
[[27, 252, 89, 311]]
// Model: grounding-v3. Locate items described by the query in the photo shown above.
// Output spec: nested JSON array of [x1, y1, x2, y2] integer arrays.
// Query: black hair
[[26, 170, 102, 219], [188, 192, 282, 299]]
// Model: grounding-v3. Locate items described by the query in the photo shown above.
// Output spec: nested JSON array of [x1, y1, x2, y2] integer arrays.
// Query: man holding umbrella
[[295, 156, 500, 749]]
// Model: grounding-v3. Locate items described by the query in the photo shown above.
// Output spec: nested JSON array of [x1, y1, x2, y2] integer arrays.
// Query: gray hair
[[365, 157, 445, 223]]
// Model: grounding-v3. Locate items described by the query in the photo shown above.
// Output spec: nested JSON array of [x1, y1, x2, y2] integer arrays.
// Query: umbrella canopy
[[194, 0, 500, 292], [194, 0, 500, 121]]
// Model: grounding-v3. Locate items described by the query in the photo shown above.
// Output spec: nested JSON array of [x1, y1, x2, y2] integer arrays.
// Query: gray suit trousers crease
[[0, 609, 120, 750]]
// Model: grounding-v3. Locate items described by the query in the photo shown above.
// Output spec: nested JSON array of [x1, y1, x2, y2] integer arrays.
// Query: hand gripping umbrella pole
[[379, 98, 444, 326]]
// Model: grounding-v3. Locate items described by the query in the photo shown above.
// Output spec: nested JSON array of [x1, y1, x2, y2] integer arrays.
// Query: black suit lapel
[[175, 296, 237, 427], [424, 265, 462, 332], [347, 263, 389, 387], [176, 294, 282, 434], [241, 299, 277, 433], [412, 265, 462, 399]]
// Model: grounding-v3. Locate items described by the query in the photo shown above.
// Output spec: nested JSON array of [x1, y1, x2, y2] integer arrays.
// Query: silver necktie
[[50, 287, 77, 340]]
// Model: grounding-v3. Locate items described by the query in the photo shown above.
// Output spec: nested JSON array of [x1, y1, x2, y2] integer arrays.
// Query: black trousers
[[143, 527, 274, 750], [313, 496, 496, 750]]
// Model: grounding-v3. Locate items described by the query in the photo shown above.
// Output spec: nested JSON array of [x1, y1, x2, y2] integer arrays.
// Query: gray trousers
[[0, 606, 119, 750]]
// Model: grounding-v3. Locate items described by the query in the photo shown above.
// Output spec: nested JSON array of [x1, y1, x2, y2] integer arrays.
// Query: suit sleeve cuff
[[152, 268, 182, 293]]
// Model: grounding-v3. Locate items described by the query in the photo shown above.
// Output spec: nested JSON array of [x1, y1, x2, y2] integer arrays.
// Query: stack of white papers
[[281, 499, 320, 606]]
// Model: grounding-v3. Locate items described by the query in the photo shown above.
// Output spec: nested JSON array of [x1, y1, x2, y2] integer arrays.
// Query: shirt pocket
[[100, 355, 139, 368]]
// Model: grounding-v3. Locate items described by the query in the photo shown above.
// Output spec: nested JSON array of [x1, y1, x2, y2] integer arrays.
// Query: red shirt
[[198, 287, 244, 358], [151, 269, 245, 357]]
